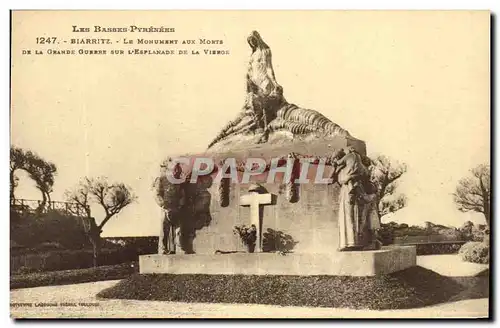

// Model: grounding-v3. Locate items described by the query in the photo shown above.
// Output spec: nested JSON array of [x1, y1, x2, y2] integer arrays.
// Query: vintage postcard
[[10, 10, 490, 319]]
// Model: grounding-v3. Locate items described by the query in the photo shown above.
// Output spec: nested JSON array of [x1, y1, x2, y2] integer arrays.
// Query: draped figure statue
[[331, 147, 381, 251], [153, 160, 213, 255], [153, 161, 185, 254], [207, 31, 352, 149]]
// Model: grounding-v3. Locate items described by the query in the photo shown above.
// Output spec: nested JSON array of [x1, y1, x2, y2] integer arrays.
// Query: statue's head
[[331, 148, 346, 161], [344, 146, 356, 154], [161, 158, 183, 179], [172, 163, 183, 179], [247, 30, 269, 52], [361, 155, 372, 168]]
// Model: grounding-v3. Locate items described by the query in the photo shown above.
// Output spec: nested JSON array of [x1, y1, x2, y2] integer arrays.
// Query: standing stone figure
[[331, 147, 380, 251], [153, 161, 185, 254], [359, 158, 382, 250]]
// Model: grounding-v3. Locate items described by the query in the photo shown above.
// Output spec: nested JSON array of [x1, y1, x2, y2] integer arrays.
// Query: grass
[[10, 262, 138, 290], [97, 266, 489, 310]]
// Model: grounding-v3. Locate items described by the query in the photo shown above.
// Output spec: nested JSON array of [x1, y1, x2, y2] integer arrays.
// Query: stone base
[[139, 246, 416, 276]]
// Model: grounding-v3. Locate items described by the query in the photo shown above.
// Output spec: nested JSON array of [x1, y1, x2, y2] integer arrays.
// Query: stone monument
[[239, 184, 273, 253], [140, 31, 416, 276]]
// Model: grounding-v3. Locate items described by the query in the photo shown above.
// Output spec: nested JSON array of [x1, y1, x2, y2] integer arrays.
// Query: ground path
[[10, 255, 489, 318]]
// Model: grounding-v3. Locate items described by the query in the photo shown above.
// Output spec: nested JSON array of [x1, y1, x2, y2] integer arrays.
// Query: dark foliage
[[103, 236, 158, 254], [458, 221, 488, 242], [10, 262, 138, 289], [379, 221, 467, 246], [233, 225, 257, 249], [262, 229, 298, 253], [97, 266, 487, 310], [414, 242, 466, 255], [11, 247, 149, 274], [10, 146, 57, 211], [10, 210, 91, 250]]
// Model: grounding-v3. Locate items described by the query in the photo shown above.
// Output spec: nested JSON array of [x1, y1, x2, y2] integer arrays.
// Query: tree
[[453, 164, 490, 227], [368, 155, 408, 218], [459, 220, 475, 241], [10, 146, 57, 212], [65, 177, 136, 267], [10, 147, 26, 203]]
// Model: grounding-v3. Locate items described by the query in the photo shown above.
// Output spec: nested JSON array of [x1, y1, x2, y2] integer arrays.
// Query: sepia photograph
[[9, 10, 491, 319]]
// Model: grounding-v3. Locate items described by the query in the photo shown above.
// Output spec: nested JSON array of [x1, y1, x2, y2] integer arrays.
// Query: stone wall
[[164, 136, 367, 255], [192, 164, 341, 254]]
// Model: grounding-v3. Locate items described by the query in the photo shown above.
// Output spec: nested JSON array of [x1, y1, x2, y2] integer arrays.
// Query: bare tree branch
[[369, 155, 408, 218], [63, 182, 92, 217], [453, 164, 490, 226], [64, 176, 136, 267], [66, 176, 137, 231], [379, 194, 407, 217]]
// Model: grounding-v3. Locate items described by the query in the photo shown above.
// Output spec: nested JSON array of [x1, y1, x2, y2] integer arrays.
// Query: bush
[[11, 262, 138, 289], [10, 248, 145, 273], [14, 266, 41, 275], [10, 210, 91, 250], [262, 229, 298, 253], [415, 242, 465, 255], [38, 242, 64, 250], [459, 242, 489, 264], [233, 225, 256, 251], [103, 236, 158, 254]]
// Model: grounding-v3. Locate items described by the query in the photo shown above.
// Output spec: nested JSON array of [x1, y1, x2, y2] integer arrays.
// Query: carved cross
[[240, 191, 272, 252]]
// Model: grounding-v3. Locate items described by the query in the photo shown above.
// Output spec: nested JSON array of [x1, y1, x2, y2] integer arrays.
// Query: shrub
[[11, 262, 138, 289], [103, 236, 158, 254], [10, 248, 144, 273], [262, 229, 298, 253], [14, 266, 41, 275], [233, 225, 257, 252], [38, 242, 64, 250], [10, 210, 91, 250], [459, 241, 489, 264], [415, 242, 465, 255]]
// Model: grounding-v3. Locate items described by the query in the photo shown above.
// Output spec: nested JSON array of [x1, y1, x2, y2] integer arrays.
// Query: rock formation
[[207, 31, 352, 150]]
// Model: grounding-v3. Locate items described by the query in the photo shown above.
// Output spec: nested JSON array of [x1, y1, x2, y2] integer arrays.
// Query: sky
[[11, 11, 490, 236]]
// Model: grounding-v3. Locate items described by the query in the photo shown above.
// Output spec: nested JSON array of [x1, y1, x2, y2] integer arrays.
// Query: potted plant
[[233, 224, 257, 253]]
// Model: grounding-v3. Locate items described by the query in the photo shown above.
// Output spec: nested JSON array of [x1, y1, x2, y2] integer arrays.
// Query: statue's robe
[[335, 151, 379, 250], [245, 31, 283, 132], [359, 188, 380, 248], [153, 174, 185, 254]]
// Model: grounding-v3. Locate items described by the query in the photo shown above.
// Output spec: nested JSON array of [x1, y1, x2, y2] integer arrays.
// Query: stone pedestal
[[139, 246, 416, 277]]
